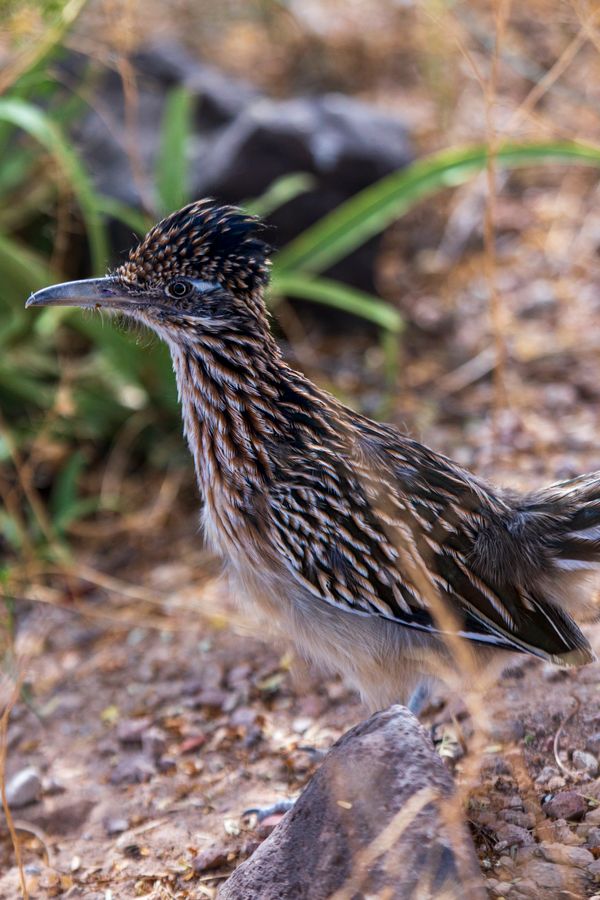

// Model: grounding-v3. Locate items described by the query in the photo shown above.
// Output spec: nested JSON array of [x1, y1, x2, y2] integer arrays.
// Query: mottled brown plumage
[[27, 200, 599, 709]]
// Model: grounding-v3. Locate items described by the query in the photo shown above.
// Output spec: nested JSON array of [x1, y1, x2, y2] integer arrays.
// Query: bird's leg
[[407, 680, 432, 716]]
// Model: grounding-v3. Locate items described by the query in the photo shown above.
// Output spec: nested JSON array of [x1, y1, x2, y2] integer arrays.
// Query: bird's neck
[[169, 327, 351, 558], [170, 330, 294, 499]]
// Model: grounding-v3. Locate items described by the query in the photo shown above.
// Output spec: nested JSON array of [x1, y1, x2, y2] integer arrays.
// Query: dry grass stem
[[0, 677, 27, 900]]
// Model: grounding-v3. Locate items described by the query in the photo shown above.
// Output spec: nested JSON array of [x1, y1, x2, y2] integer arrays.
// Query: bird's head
[[26, 200, 272, 344]]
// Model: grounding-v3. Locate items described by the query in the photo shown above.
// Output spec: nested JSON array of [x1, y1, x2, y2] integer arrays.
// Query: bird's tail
[[528, 470, 600, 606], [471, 472, 600, 666]]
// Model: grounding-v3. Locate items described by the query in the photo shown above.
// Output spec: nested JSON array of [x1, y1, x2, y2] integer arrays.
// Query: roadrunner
[[27, 200, 599, 711]]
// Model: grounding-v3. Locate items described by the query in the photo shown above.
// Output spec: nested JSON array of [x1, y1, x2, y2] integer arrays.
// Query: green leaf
[[0, 362, 53, 407], [0, 232, 54, 298], [156, 86, 194, 215], [274, 141, 600, 276], [0, 511, 22, 551], [94, 195, 152, 237], [0, 97, 109, 274], [270, 274, 403, 333], [244, 172, 317, 218], [50, 450, 85, 531]]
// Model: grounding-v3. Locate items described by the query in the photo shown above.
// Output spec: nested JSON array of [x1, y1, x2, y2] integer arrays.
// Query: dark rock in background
[[218, 706, 485, 900], [66, 42, 412, 291]]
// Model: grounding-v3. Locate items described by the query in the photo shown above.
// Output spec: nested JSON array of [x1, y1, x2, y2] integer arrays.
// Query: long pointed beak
[[26, 277, 136, 310]]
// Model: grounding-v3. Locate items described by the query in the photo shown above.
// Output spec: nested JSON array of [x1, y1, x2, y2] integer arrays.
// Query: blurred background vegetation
[[2, 0, 600, 609], [5, 5, 600, 894]]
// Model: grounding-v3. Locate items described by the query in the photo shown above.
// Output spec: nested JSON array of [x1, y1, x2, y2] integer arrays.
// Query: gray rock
[[539, 841, 594, 867], [104, 816, 129, 836], [589, 858, 600, 880], [66, 42, 412, 293], [586, 826, 600, 848], [141, 726, 167, 760], [6, 767, 42, 808], [501, 809, 536, 829], [546, 775, 567, 791], [573, 750, 599, 776], [520, 859, 587, 893], [509, 876, 544, 899], [586, 733, 600, 756], [195, 92, 412, 204], [543, 791, 588, 821], [218, 706, 485, 900], [494, 823, 534, 850], [116, 716, 153, 745], [535, 765, 559, 786], [109, 755, 155, 785]]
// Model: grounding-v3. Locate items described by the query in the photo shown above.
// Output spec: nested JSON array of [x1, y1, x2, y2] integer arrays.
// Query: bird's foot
[[431, 721, 464, 761], [243, 798, 297, 823]]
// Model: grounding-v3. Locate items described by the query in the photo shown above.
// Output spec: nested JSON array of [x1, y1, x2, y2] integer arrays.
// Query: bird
[[27, 199, 599, 714]]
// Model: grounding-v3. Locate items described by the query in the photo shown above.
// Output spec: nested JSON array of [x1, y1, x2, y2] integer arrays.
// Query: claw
[[243, 798, 297, 822]]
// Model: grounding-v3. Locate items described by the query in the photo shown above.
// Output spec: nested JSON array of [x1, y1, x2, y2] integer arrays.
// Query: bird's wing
[[269, 433, 592, 665]]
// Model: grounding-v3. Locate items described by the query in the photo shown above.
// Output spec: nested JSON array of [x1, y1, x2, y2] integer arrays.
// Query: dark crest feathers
[[116, 199, 272, 294]]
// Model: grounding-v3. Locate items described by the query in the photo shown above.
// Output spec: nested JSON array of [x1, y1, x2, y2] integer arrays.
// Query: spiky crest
[[116, 199, 271, 295]]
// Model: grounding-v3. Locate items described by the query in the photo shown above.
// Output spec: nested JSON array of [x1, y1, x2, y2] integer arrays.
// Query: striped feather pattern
[[115, 203, 598, 681]]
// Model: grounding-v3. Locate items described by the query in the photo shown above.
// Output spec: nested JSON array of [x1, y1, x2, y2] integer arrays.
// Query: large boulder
[[65, 43, 412, 290], [218, 706, 485, 899]]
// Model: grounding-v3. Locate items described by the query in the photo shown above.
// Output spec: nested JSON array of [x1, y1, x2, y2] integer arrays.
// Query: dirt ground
[[5, 3, 600, 897], [1, 537, 600, 898], [4, 170, 600, 895]]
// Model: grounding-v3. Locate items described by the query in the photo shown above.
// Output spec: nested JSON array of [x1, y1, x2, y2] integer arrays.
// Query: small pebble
[[546, 776, 566, 791], [494, 823, 534, 849], [109, 755, 154, 785], [573, 750, 598, 776], [42, 777, 65, 796], [24, 864, 42, 876], [104, 816, 129, 836], [501, 809, 536, 829], [141, 727, 167, 761], [116, 717, 152, 745], [588, 859, 600, 879], [535, 766, 559, 786], [192, 844, 229, 872], [292, 717, 313, 734], [6, 767, 42, 808], [543, 791, 588, 821], [157, 755, 176, 772]]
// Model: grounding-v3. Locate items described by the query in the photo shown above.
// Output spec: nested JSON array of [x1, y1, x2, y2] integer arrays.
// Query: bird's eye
[[166, 279, 192, 299]]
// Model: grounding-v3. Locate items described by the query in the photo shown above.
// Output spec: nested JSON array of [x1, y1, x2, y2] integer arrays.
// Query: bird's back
[[260, 371, 596, 671]]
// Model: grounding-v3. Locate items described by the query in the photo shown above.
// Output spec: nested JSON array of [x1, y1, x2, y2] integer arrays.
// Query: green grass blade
[[94, 195, 152, 238], [270, 274, 403, 333], [244, 173, 317, 218], [0, 97, 109, 274], [0, 0, 88, 94], [274, 141, 600, 276], [0, 233, 54, 298], [50, 450, 85, 532], [156, 86, 194, 215], [0, 362, 53, 408]]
